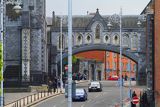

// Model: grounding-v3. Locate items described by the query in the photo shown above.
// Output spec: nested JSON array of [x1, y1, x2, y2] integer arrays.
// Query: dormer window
[[95, 24, 100, 39]]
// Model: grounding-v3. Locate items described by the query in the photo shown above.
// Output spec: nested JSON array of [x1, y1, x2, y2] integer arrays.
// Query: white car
[[88, 81, 102, 92]]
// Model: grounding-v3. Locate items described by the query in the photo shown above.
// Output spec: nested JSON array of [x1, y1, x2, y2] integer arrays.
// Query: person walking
[[52, 79, 57, 93], [48, 80, 52, 93]]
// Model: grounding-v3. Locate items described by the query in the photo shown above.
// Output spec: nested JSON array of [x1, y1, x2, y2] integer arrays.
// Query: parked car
[[72, 88, 88, 101], [88, 81, 102, 92], [108, 75, 119, 81]]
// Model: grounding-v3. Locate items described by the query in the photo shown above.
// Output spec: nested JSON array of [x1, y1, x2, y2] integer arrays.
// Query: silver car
[[88, 81, 102, 92]]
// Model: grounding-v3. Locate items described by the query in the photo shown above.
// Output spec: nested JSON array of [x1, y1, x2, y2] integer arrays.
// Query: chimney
[[52, 11, 55, 26]]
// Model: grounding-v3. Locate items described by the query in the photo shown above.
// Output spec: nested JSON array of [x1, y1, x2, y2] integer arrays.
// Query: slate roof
[[47, 10, 140, 29]]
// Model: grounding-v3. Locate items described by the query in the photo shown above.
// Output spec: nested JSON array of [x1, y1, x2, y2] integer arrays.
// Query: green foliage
[[63, 55, 78, 65]]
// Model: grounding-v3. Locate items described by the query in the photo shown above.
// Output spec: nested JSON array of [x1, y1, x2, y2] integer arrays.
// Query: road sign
[[65, 65, 68, 70], [132, 96, 139, 104]]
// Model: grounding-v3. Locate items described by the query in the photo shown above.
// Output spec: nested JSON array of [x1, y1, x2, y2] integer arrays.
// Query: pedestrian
[[125, 74, 128, 81], [131, 91, 137, 107], [48, 80, 52, 93], [52, 79, 57, 93]]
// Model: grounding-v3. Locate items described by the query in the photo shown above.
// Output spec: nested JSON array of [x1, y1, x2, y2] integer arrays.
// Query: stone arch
[[57, 44, 138, 63]]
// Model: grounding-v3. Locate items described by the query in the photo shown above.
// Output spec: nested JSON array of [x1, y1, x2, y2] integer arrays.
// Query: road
[[33, 81, 129, 107]]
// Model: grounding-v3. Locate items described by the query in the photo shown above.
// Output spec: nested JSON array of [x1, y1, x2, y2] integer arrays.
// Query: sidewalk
[[4, 80, 88, 106], [115, 81, 146, 107]]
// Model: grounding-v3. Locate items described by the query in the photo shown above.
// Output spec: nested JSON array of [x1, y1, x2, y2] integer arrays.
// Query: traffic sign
[[65, 65, 68, 70], [132, 96, 139, 104]]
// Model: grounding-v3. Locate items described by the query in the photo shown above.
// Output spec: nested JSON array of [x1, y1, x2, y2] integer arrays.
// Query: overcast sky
[[46, 0, 150, 17]]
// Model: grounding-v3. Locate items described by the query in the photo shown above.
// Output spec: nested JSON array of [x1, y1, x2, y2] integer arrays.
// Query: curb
[[26, 92, 62, 107]]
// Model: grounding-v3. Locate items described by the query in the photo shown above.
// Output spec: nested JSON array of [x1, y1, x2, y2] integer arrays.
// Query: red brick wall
[[155, 0, 160, 106]]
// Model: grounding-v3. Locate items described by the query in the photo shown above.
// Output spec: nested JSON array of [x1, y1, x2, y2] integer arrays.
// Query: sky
[[46, 0, 150, 17]]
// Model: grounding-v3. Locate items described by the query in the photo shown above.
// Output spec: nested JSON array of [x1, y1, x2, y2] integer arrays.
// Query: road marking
[[53, 105, 57, 107]]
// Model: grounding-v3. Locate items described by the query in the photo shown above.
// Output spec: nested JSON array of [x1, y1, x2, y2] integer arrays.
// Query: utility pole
[[119, 7, 123, 107], [68, 0, 72, 107]]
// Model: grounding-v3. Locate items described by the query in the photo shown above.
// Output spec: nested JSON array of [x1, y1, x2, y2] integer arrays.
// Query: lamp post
[[119, 8, 123, 107], [0, 0, 22, 106], [60, 16, 63, 93], [107, 8, 123, 107], [68, 0, 72, 107]]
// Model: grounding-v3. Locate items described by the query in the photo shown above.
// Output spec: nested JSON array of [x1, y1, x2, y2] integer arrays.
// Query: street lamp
[[60, 16, 63, 93], [68, 0, 72, 107], [107, 8, 123, 107], [0, 0, 22, 106]]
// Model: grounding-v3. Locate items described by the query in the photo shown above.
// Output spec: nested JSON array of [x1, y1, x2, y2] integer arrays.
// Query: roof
[[48, 10, 141, 30]]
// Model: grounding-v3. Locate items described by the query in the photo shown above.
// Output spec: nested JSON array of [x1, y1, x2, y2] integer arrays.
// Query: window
[[59, 34, 64, 49], [123, 34, 129, 47], [131, 34, 138, 50], [106, 52, 109, 57], [95, 24, 100, 39], [105, 36, 108, 41]]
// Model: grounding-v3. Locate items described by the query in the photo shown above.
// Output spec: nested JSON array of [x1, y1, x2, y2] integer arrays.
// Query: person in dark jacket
[[52, 79, 57, 93], [131, 91, 137, 107], [48, 80, 52, 92]]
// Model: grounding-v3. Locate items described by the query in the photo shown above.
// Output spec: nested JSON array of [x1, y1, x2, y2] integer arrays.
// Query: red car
[[108, 75, 119, 81]]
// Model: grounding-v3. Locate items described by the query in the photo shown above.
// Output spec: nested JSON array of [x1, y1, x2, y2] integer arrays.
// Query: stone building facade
[[48, 9, 147, 84], [3, 0, 47, 86]]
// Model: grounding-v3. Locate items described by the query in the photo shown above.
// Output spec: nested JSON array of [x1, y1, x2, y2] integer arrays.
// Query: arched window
[[123, 34, 129, 47], [85, 33, 92, 44], [95, 24, 100, 39], [113, 35, 119, 45], [131, 34, 138, 50], [76, 34, 83, 45], [59, 34, 64, 49]]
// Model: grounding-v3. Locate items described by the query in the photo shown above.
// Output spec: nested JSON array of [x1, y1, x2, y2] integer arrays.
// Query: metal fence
[[4, 89, 61, 107]]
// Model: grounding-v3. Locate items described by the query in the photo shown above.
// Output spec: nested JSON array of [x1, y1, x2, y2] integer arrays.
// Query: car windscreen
[[76, 89, 84, 94]]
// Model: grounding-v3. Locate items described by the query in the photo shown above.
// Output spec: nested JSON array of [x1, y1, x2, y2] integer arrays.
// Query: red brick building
[[75, 51, 136, 80]]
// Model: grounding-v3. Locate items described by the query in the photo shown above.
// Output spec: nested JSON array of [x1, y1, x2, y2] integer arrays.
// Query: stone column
[[21, 29, 30, 82]]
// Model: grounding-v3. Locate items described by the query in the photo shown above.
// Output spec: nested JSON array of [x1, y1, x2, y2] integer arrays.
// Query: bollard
[[23, 98, 25, 106]]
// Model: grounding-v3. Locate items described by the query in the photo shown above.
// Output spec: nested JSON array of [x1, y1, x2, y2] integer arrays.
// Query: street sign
[[132, 96, 139, 104], [65, 65, 68, 70]]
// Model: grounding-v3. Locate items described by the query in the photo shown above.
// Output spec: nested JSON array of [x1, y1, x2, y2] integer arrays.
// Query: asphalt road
[[34, 81, 129, 107]]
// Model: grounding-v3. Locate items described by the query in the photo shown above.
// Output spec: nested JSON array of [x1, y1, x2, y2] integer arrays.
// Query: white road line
[[53, 105, 57, 107]]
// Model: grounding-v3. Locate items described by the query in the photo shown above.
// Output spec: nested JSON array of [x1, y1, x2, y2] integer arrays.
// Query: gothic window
[[105, 36, 108, 41], [123, 34, 129, 47], [95, 24, 100, 39], [85, 34, 92, 44], [59, 34, 64, 49], [113, 35, 119, 45], [131, 34, 138, 50], [77, 34, 83, 45], [78, 35, 81, 41], [87, 36, 91, 41]]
